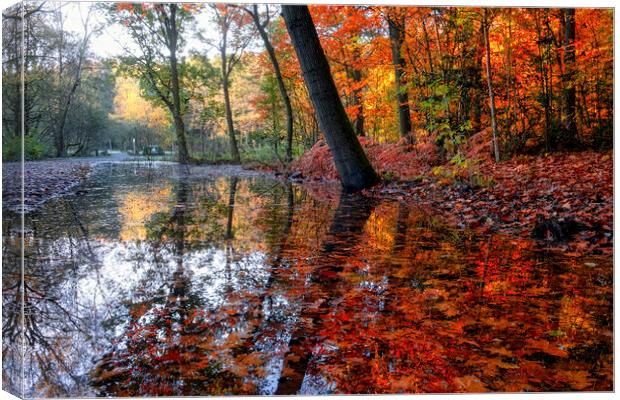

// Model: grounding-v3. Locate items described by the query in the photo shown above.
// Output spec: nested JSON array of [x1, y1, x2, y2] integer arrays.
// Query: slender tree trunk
[[282, 5, 378, 191], [225, 176, 238, 240], [219, 22, 240, 164], [421, 17, 435, 76], [222, 70, 240, 163], [167, 5, 190, 164], [249, 5, 294, 162], [561, 8, 578, 148], [388, 13, 413, 141], [483, 9, 500, 162], [351, 68, 365, 136], [472, 35, 484, 133], [533, 15, 551, 152]]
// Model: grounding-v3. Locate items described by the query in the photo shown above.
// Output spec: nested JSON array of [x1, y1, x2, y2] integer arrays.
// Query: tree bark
[[483, 9, 500, 162], [220, 31, 241, 163], [388, 13, 413, 141], [282, 5, 378, 191], [165, 5, 190, 164], [248, 5, 294, 162], [351, 68, 365, 136]]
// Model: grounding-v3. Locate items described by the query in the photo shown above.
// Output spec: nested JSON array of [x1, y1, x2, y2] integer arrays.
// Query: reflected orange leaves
[[91, 177, 611, 394], [276, 195, 611, 393]]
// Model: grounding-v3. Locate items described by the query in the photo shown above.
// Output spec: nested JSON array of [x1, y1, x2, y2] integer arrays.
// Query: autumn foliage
[[293, 132, 441, 181]]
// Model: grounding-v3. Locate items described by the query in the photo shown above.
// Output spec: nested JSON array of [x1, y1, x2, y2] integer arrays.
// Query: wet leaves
[[2, 160, 93, 212]]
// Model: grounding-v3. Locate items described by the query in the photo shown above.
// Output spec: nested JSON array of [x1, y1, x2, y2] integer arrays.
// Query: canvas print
[[1, 1, 613, 398]]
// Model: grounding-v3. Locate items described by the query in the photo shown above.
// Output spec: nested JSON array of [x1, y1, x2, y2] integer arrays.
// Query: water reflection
[[2, 163, 613, 397]]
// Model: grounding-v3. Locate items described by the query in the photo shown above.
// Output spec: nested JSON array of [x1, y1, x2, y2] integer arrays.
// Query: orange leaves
[[115, 3, 135, 12], [525, 338, 568, 358], [454, 375, 488, 392], [557, 370, 595, 390]]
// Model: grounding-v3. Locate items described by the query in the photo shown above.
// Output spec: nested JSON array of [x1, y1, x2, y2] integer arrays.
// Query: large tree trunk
[[388, 13, 413, 141], [167, 5, 190, 164], [561, 8, 578, 148], [249, 5, 294, 162], [281, 5, 378, 191]]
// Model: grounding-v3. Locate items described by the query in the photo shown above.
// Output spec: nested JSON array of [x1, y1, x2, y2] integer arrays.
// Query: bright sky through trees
[[59, 1, 221, 58]]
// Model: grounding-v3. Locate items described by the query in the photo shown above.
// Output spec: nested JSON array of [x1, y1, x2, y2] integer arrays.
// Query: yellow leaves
[[117, 185, 172, 241], [364, 205, 396, 252], [110, 76, 170, 129], [559, 295, 595, 334]]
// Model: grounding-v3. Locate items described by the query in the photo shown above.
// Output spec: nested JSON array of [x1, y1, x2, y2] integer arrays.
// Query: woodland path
[[2, 152, 130, 212]]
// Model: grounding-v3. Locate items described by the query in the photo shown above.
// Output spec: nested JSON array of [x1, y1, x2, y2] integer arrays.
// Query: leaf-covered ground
[[292, 133, 612, 256], [2, 160, 93, 213]]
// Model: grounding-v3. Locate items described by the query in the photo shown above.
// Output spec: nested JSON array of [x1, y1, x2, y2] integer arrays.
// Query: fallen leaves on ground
[[293, 132, 612, 256]]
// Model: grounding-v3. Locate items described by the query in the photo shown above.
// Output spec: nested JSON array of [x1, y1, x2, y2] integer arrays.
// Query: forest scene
[[1, 1, 614, 398]]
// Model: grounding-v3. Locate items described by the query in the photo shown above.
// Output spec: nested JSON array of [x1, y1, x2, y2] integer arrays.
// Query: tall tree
[[281, 5, 378, 191], [53, 3, 93, 157], [483, 9, 500, 162], [208, 4, 254, 163], [387, 9, 413, 141], [2, 2, 48, 141], [110, 3, 192, 164], [241, 4, 295, 162], [561, 8, 578, 148]]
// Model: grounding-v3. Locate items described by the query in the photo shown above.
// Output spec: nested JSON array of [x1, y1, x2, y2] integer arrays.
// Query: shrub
[[2, 135, 45, 161], [432, 154, 494, 188]]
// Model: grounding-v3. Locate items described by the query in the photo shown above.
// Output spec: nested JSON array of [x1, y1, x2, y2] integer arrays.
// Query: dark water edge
[[2, 162, 613, 397]]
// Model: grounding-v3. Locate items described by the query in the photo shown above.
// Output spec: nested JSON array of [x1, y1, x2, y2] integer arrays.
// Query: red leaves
[[293, 132, 440, 182], [116, 3, 135, 12], [295, 127, 611, 256]]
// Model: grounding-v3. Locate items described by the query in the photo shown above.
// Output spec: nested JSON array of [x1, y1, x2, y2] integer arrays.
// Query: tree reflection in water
[[2, 164, 613, 397]]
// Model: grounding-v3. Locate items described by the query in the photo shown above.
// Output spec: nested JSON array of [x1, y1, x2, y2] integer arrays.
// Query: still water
[[2, 163, 612, 397]]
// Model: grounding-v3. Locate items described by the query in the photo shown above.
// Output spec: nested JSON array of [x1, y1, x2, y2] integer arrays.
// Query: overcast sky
[[59, 2, 221, 59]]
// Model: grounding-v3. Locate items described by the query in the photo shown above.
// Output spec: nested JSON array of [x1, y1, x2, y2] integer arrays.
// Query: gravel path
[[2, 152, 129, 213]]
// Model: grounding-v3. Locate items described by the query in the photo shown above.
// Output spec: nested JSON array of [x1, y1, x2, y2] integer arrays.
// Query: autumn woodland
[[1, 1, 615, 397]]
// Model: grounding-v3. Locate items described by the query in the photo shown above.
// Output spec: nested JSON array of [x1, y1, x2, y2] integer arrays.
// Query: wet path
[[2, 163, 613, 397], [2, 152, 130, 212]]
